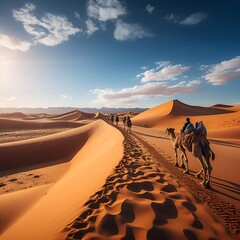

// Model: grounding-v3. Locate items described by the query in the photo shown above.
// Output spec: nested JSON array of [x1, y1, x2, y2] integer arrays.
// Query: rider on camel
[[180, 118, 194, 146]]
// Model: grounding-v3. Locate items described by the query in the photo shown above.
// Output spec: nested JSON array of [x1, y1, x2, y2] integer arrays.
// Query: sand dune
[[0, 123, 91, 171], [93, 112, 107, 120], [0, 118, 83, 130], [0, 112, 28, 120], [48, 110, 95, 121], [0, 120, 123, 239], [132, 99, 240, 139], [211, 104, 240, 112]]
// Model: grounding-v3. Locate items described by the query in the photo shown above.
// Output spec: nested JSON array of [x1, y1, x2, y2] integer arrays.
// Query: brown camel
[[166, 128, 215, 187]]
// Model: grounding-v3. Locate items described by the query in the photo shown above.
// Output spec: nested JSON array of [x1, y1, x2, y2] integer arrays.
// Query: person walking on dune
[[126, 116, 132, 133], [110, 115, 114, 125], [122, 116, 127, 129], [115, 116, 119, 126]]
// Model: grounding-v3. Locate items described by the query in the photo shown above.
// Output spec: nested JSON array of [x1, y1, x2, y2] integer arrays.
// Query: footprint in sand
[[8, 178, 18, 182], [182, 201, 197, 212], [33, 175, 40, 178], [161, 183, 177, 193], [120, 200, 135, 223], [147, 226, 171, 240], [192, 216, 204, 229], [122, 226, 135, 240], [151, 199, 178, 225], [98, 214, 119, 235], [183, 229, 198, 240]]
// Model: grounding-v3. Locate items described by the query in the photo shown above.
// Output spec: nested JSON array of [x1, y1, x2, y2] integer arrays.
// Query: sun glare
[[0, 52, 17, 87]]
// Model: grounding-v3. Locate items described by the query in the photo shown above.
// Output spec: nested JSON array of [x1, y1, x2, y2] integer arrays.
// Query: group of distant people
[[108, 114, 132, 133], [108, 114, 205, 139]]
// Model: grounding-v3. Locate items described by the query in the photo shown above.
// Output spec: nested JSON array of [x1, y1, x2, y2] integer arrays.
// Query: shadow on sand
[[188, 170, 240, 203], [209, 139, 240, 148], [132, 130, 169, 140]]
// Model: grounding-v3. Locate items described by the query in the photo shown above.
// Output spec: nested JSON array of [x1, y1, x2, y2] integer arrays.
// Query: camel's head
[[165, 128, 175, 136]]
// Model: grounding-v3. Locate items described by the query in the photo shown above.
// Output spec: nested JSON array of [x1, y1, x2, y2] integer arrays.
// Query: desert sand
[[0, 101, 239, 240]]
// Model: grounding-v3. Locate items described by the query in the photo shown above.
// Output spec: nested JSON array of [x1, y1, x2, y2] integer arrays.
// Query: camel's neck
[[169, 132, 176, 142]]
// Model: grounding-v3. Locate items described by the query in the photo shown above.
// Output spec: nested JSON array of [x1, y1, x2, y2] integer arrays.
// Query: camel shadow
[[209, 176, 240, 201], [132, 130, 169, 140], [209, 139, 240, 148], [190, 171, 240, 203]]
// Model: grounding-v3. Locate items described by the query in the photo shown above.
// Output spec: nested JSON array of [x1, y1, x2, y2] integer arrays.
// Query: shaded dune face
[[0, 123, 93, 171], [0, 118, 83, 130]]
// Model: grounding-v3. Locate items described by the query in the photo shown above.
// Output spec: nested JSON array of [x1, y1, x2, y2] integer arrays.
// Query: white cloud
[[146, 4, 154, 14], [91, 81, 198, 105], [74, 11, 81, 20], [87, 0, 126, 22], [141, 66, 148, 70], [180, 12, 208, 25], [165, 12, 207, 25], [86, 19, 99, 36], [199, 64, 211, 70], [203, 56, 240, 85], [155, 61, 171, 69], [0, 96, 16, 101], [187, 80, 201, 85], [60, 94, 72, 100], [164, 13, 180, 23], [86, 0, 151, 41], [13, 3, 81, 47], [114, 20, 151, 41], [138, 62, 190, 83], [0, 34, 31, 51]]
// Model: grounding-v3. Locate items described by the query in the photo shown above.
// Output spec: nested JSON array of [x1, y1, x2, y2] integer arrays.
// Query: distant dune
[[0, 110, 108, 130], [211, 104, 233, 108], [0, 112, 28, 120], [0, 118, 83, 130], [47, 110, 95, 121], [132, 99, 240, 139], [0, 107, 148, 115]]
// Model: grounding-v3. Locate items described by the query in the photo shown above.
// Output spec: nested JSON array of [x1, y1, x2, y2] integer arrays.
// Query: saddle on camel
[[181, 121, 208, 153]]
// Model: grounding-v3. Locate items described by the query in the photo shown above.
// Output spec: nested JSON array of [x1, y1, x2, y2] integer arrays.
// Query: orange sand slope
[[0, 109, 108, 130], [132, 99, 240, 139], [0, 120, 123, 240], [64, 133, 231, 240]]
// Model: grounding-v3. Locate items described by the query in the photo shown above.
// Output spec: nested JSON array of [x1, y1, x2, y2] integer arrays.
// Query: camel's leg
[[174, 148, 179, 167], [195, 168, 203, 178], [197, 155, 207, 185], [205, 155, 213, 187], [180, 153, 185, 168], [182, 150, 189, 174]]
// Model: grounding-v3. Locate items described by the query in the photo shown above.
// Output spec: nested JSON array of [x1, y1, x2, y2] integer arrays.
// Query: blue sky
[[0, 0, 239, 108]]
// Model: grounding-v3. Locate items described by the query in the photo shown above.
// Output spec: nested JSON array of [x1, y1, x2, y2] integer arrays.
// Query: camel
[[165, 128, 215, 187]]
